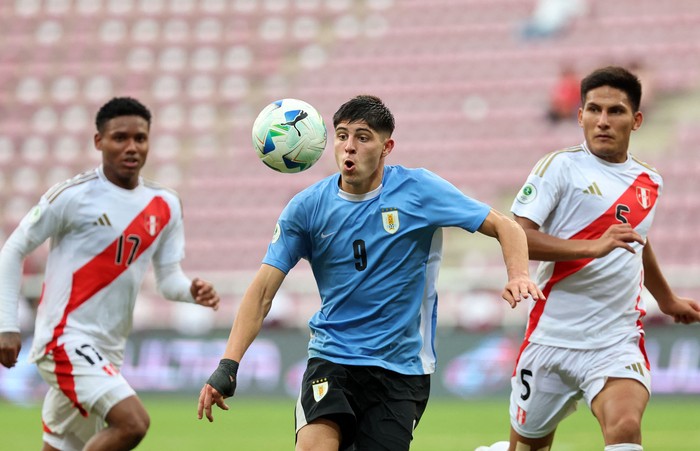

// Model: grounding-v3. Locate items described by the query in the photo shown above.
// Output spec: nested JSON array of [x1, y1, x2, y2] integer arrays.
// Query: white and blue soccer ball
[[252, 98, 327, 173]]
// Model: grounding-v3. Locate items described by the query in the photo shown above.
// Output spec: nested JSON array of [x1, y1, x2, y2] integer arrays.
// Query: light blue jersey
[[263, 165, 490, 375]]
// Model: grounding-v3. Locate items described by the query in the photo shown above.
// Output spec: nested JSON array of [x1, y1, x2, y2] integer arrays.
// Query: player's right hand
[[0, 332, 21, 369], [197, 359, 239, 422], [502, 274, 545, 308], [198, 383, 229, 422]]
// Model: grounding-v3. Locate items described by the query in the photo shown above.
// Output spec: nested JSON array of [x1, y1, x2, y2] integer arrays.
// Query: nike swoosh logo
[[321, 232, 336, 239]]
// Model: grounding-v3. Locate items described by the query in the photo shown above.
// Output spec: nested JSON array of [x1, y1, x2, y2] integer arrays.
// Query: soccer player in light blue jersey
[[198, 95, 544, 450]]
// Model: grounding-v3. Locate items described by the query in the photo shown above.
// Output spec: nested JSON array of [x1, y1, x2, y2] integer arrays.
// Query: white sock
[[474, 441, 510, 451], [604, 444, 643, 451]]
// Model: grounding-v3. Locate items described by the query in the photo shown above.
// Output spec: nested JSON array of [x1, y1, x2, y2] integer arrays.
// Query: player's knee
[[606, 414, 642, 443], [130, 412, 150, 440], [117, 411, 150, 447]]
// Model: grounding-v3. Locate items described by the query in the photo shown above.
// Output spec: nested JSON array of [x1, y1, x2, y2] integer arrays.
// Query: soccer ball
[[252, 98, 327, 173]]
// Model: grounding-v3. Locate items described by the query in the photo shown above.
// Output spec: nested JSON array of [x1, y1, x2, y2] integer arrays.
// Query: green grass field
[[2, 395, 699, 450]]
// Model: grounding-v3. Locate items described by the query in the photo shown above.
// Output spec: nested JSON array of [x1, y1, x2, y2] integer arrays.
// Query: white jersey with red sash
[[511, 143, 662, 350], [22, 167, 185, 366]]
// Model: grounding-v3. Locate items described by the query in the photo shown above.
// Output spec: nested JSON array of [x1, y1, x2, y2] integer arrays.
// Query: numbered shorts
[[295, 357, 430, 451], [509, 335, 651, 438], [35, 340, 135, 451]]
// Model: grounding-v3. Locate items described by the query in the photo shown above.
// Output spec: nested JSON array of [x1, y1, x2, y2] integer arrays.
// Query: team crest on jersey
[[636, 186, 652, 209], [311, 378, 329, 402], [381, 208, 400, 234], [145, 215, 160, 236]]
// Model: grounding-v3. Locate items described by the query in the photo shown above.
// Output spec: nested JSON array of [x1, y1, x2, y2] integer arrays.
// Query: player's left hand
[[660, 297, 700, 324], [191, 277, 220, 311], [502, 275, 545, 309]]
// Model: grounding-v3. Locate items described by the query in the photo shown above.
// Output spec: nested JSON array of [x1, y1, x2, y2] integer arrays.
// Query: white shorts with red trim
[[36, 339, 135, 451], [509, 334, 651, 438]]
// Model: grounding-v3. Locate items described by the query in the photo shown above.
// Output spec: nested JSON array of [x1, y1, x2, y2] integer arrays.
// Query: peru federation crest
[[381, 208, 400, 234], [636, 186, 652, 209], [145, 215, 160, 236]]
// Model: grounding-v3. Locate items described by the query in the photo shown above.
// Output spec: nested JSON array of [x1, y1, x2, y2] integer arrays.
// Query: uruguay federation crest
[[312, 378, 329, 402], [636, 186, 652, 209], [381, 208, 400, 234]]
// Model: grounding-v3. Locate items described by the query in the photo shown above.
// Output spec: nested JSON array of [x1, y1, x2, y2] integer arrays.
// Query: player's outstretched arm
[[0, 229, 34, 369], [478, 209, 544, 308], [197, 264, 286, 422], [643, 239, 700, 324]]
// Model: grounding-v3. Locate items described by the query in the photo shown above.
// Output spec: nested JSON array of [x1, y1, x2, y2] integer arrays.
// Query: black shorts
[[295, 357, 430, 451]]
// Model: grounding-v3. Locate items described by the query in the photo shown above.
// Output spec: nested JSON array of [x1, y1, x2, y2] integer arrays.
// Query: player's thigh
[[591, 377, 648, 428], [295, 358, 355, 449], [104, 394, 150, 432], [509, 344, 581, 440], [584, 339, 650, 438], [296, 418, 342, 451]]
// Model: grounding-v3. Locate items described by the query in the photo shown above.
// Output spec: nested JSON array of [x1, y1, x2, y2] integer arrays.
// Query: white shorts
[[36, 339, 135, 451], [509, 334, 651, 438]]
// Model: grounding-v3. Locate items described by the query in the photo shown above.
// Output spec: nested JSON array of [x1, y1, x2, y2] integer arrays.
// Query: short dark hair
[[333, 95, 395, 136], [580, 66, 642, 112], [95, 97, 152, 133]]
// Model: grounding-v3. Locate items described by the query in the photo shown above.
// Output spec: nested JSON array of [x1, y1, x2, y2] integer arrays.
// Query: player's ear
[[382, 138, 394, 157], [632, 110, 643, 131], [94, 132, 101, 150]]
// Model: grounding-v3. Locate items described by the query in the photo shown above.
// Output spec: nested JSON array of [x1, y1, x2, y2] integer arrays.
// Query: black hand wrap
[[206, 359, 239, 397]]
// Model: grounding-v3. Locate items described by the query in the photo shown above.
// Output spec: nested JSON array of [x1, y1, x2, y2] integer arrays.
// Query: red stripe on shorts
[[53, 344, 88, 417]]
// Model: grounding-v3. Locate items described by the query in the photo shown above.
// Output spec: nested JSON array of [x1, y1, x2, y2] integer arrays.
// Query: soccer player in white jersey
[[197, 95, 544, 450], [0, 97, 220, 451], [479, 67, 700, 451]]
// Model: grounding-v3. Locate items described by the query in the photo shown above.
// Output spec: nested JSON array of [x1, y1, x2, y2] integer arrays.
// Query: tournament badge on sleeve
[[381, 208, 400, 234]]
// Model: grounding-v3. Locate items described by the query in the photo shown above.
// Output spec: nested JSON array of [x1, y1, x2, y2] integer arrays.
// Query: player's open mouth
[[123, 158, 140, 168], [344, 160, 355, 170]]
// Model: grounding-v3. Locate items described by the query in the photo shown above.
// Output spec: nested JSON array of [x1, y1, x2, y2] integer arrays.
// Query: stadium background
[[1, 0, 699, 447]]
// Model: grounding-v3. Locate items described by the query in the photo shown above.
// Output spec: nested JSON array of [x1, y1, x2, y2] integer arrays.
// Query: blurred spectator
[[521, 0, 588, 40], [546, 66, 580, 124]]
